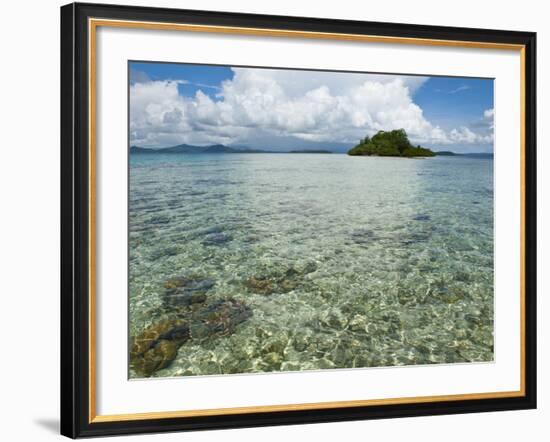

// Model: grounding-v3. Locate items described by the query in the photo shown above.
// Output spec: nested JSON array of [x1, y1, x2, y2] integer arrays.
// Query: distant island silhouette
[[130, 144, 268, 154], [434, 151, 493, 159], [289, 149, 332, 154], [130, 144, 333, 155]]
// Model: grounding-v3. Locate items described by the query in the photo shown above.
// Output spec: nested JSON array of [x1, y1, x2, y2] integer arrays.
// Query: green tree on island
[[348, 129, 435, 157]]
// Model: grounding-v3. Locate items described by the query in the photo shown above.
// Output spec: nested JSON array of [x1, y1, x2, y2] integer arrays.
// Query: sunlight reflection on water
[[129, 153, 494, 378]]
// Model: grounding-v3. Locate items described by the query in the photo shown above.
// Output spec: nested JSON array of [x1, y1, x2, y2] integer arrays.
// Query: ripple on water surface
[[129, 154, 494, 378]]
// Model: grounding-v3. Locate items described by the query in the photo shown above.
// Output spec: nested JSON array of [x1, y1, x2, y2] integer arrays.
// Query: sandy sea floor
[[128, 153, 494, 378]]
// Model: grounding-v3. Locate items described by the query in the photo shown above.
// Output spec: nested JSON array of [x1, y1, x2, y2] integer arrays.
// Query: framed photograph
[[60, 2, 536, 438]]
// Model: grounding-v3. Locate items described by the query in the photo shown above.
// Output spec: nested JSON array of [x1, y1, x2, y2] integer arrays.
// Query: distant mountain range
[[130, 144, 332, 154], [289, 149, 332, 154], [130, 144, 264, 154]]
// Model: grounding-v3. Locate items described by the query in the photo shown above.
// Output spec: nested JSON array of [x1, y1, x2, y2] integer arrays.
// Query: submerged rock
[[202, 233, 232, 246], [190, 298, 253, 339], [147, 214, 171, 225], [163, 275, 214, 307], [245, 274, 298, 295], [164, 276, 189, 289], [165, 290, 208, 307], [130, 318, 187, 356], [246, 276, 275, 295], [301, 261, 318, 275], [320, 309, 348, 330], [131, 297, 253, 377], [412, 214, 431, 221], [243, 235, 260, 244], [149, 245, 180, 261], [453, 270, 471, 282], [350, 228, 376, 245], [245, 263, 317, 295], [201, 225, 225, 235], [130, 318, 190, 377], [133, 339, 179, 377], [292, 333, 311, 352], [400, 231, 431, 246]]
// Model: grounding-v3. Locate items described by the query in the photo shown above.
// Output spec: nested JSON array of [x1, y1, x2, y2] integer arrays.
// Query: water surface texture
[[129, 153, 493, 378]]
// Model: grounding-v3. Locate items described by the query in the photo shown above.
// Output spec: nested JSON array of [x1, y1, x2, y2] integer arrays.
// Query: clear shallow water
[[129, 153, 493, 378]]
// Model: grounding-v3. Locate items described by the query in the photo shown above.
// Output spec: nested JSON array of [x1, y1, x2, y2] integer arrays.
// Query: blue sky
[[129, 61, 494, 153], [415, 77, 493, 128], [130, 62, 233, 100]]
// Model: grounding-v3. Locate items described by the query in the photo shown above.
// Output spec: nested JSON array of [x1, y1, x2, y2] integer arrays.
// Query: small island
[[347, 129, 435, 158]]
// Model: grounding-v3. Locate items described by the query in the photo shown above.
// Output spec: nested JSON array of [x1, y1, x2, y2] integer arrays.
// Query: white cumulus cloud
[[129, 68, 492, 149]]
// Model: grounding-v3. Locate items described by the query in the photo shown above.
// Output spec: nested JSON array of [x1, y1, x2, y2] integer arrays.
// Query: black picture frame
[[61, 2, 537, 438]]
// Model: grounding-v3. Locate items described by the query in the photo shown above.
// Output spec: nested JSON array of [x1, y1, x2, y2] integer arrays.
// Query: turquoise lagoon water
[[129, 153, 494, 378]]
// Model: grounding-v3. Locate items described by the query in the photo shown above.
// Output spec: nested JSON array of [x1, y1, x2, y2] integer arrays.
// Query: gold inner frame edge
[[87, 18, 527, 423]]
